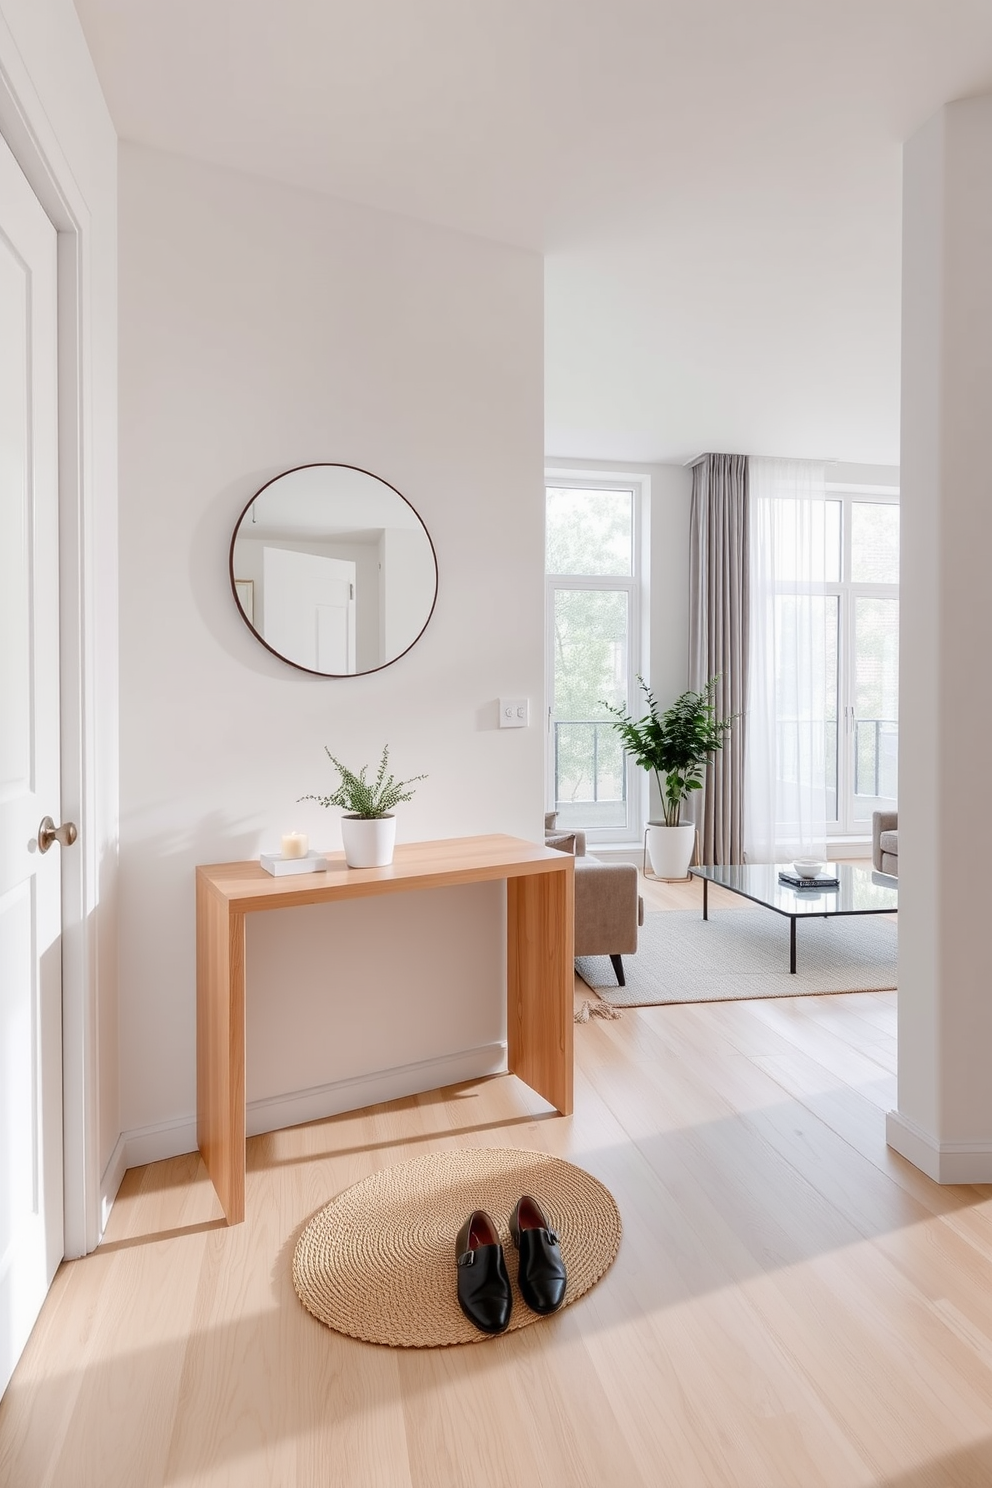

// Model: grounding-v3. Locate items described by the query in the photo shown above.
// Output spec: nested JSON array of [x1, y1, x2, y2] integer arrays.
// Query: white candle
[[281, 831, 308, 859]]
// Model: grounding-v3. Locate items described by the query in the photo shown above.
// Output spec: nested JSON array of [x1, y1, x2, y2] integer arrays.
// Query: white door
[[262, 546, 357, 672], [0, 130, 64, 1399]]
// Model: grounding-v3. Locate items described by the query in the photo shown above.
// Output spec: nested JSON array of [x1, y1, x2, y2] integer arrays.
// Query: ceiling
[[73, 0, 992, 466]]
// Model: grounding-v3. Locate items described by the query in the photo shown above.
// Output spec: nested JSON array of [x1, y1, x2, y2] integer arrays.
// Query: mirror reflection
[[230, 464, 438, 676]]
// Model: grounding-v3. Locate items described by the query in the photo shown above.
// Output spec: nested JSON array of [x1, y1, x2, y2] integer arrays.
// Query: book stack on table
[[778, 870, 840, 890], [260, 851, 328, 876]]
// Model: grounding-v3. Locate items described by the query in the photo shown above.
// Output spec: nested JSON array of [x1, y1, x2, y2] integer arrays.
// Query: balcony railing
[[553, 720, 626, 820], [855, 717, 898, 798], [555, 715, 898, 829], [775, 715, 897, 800]]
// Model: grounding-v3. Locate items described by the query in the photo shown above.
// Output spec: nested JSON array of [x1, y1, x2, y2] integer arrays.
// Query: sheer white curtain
[[744, 457, 830, 862]]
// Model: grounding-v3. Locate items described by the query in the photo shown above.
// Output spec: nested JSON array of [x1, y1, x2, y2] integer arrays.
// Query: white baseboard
[[886, 1110, 992, 1183], [98, 1132, 129, 1241], [93, 1117, 198, 1246], [122, 1113, 200, 1172], [245, 1040, 507, 1137], [108, 1041, 509, 1196]]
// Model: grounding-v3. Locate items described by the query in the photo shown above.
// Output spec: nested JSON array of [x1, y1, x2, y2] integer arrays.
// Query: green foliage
[[603, 678, 735, 826], [300, 745, 426, 819], [552, 587, 628, 805], [546, 488, 632, 577]]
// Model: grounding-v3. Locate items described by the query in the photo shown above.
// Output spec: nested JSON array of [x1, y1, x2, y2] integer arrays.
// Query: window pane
[[851, 503, 899, 584], [552, 587, 628, 830], [772, 594, 837, 821], [854, 596, 899, 802], [546, 487, 633, 576]]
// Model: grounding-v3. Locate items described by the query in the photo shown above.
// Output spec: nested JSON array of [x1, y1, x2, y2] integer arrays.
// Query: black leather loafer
[[509, 1195, 567, 1315], [455, 1209, 512, 1334]]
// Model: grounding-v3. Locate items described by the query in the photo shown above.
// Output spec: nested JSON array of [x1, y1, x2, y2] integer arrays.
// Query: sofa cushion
[[879, 830, 898, 857]]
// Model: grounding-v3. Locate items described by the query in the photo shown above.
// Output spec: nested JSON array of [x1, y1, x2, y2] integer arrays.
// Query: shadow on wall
[[189, 470, 306, 680]]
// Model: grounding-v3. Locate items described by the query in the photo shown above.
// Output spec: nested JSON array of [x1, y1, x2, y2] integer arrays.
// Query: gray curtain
[[687, 454, 749, 863]]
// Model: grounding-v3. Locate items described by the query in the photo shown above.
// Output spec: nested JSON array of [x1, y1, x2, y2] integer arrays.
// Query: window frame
[[824, 483, 900, 835], [544, 474, 648, 845]]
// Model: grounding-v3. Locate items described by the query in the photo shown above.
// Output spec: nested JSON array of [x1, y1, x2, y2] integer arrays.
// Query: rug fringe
[[574, 999, 623, 1023]]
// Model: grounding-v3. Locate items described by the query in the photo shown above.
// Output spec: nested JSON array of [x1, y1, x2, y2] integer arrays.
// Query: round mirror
[[229, 464, 438, 676]]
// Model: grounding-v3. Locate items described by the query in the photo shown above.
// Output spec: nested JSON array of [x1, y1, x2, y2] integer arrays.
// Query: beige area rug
[[293, 1148, 622, 1348], [576, 909, 898, 1008]]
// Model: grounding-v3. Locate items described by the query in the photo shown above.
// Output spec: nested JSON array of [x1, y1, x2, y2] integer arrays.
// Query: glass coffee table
[[689, 864, 898, 974]]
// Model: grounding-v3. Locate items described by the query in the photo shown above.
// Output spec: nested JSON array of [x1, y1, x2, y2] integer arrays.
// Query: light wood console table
[[196, 834, 574, 1224]]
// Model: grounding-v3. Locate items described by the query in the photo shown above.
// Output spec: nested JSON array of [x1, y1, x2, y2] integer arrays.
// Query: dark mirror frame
[[228, 462, 439, 678]]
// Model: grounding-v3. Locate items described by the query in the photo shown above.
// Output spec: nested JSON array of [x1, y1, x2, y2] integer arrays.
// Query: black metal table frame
[[694, 871, 897, 975]]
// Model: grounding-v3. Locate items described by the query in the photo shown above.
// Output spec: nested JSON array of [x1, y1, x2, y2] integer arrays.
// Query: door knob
[[37, 816, 78, 853]]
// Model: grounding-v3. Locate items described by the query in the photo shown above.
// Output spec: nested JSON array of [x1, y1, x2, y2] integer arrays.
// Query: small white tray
[[260, 851, 328, 877]]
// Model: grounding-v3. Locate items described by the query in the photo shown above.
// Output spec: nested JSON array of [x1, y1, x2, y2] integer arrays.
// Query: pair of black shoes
[[455, 1195, 567, 1335]]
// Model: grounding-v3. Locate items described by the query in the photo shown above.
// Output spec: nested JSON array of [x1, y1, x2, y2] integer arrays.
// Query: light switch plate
[[499, 697, 529, 728]]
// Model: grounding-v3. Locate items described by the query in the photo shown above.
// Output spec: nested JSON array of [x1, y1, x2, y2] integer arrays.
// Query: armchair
[[872, 810, 898, 876], [545, 813, 644, 985]]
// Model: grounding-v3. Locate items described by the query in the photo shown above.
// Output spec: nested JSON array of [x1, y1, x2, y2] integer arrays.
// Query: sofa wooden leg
[[609, 954, 626, 986]]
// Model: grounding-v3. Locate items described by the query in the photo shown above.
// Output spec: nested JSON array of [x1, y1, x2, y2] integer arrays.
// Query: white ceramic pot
[[341, 814, 396, 868], [645, 821, 696, 880]]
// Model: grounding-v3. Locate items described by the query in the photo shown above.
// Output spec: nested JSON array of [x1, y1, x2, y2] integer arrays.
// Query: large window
[[825, 490, 899, 830], [545, 483, 642, 840]]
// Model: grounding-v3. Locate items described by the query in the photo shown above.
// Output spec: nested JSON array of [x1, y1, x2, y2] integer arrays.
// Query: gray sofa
[[545, 814, 644, 985], [872, 810, 898, 876]]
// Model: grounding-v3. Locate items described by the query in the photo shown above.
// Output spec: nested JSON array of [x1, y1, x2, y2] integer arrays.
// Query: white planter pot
[[645, 821, 696, 880], [340, 814, 396, 868]]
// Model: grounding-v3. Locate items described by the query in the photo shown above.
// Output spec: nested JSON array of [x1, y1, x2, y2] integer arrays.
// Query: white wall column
[[887, 95, 992, 1181]]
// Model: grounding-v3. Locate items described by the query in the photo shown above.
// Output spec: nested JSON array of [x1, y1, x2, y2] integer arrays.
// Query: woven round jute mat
[[292, 1147, 622, 1348]]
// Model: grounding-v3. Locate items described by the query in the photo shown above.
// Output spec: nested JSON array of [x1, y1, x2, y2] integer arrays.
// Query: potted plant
[[604, 677, 735, 879], [300, 745, 426, 868]]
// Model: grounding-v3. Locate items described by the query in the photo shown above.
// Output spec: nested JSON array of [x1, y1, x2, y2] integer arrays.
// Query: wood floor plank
[[745, 1244, 992, 1484], [45, 1155, 223, 1488], [11, 878, 992, 1486]]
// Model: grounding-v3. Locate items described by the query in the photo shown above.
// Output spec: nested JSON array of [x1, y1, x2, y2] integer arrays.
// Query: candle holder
[[281, 831, 309, 859]]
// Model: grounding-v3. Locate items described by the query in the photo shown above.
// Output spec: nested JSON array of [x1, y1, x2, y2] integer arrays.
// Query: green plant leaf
[[299, 745, 427, 819], [600, 675, 736, 815]]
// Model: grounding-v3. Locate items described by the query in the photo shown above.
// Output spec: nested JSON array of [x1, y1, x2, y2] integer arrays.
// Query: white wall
[[887, 95, 992, 1182], [0, 0, 119, 1251], [117, 144, 544, 1157], [827, 462, 900, 490]]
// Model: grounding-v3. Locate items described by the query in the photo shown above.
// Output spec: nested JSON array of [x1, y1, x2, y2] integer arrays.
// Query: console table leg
[[790, 916, 797, 975], [196, 877, 246, 1224], [507, 868, 574, 1115]]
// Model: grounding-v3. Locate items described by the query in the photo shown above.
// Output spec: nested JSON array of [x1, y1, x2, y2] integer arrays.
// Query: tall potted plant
[[300, 745, 426, 868], [604, 677, 735, 879]]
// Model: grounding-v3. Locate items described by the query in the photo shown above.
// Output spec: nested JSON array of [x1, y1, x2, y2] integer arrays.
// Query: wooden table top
[[196, 833, 573, 913]]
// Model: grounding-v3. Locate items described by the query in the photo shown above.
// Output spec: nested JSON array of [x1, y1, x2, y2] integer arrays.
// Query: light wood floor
[[4, 874, 992, 1487]]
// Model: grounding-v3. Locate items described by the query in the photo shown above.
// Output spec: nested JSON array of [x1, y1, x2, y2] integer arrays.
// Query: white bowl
[[793, 857, 824, 880]]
